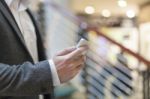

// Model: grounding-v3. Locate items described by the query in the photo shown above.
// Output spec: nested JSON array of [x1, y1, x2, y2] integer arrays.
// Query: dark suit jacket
[[0, 0, 54, 99]]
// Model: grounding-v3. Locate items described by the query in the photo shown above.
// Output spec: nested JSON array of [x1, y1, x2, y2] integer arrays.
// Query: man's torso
[[0, 0, 48, 99]]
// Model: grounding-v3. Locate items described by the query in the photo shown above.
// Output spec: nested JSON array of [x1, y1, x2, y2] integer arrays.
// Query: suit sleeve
[[0, 60, 54, 96]]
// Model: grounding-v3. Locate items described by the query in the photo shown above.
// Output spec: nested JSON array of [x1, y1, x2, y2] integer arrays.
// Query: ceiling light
[[126, 10, 135, 18], [85, 6, 95, 14], [101, 9, 111, 17], [118, 0, 127, 7]]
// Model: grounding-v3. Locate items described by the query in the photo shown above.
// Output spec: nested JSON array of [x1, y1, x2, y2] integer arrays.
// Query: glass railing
[[39, 1, 150, 99]]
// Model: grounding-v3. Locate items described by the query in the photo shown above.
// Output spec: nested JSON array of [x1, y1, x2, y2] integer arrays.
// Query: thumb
[[67, 46, 87, 59], [56, 46, 76, 56]]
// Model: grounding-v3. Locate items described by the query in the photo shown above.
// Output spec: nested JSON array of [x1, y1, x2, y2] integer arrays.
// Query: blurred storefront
[[30, 0, 150, 99]]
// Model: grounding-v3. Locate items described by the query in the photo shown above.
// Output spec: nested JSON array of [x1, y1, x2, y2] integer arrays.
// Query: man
[[0, 0, 87, 99]]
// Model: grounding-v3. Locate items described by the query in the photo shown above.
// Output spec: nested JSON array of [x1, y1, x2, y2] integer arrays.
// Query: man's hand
[[53, 46, 88, 83]]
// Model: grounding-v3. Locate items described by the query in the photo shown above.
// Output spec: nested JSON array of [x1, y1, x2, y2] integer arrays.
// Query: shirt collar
[[5, 0, 30, 11]]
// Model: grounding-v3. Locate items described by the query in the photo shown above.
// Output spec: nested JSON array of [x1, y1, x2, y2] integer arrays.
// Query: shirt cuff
[[48, 59, 61, 86]]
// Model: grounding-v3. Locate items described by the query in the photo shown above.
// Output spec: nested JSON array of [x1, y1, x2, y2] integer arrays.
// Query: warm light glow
[[101, 9, 111, 17], [85, 6, 95, 14], [118, 0, 127, 7], [126, 10, 135, 18]]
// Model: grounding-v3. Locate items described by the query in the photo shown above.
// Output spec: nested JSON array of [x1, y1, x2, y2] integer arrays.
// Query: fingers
[[55, 52, 86, 83], [67, 46, 88, 59], [68, 62, 82, 68], [71, 64, 85, 79], [56, 46, 76, 56], [72, 55, 84, 63], [75, 64, 85, 71], [67, 56, 86, 75]]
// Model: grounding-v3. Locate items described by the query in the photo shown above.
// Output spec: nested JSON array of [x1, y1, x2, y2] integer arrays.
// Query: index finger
[[67, 46, 88, 59]]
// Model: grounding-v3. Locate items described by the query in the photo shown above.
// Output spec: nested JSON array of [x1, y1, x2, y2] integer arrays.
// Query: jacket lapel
[[0, 0, 33, 62], [27, 9, 46, 60]]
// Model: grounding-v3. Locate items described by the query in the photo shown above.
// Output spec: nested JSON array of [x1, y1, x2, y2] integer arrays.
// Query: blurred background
[[30, 0, 150, 99]]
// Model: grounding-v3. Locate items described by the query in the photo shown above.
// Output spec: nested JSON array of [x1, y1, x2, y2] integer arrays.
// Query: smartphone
[[76, 38, 88, 48]]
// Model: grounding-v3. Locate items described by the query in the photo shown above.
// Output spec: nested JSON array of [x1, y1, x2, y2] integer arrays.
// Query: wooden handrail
[[87, 27, 150, 67]]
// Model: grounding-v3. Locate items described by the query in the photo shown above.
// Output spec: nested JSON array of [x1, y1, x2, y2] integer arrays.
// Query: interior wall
[[44, 0, 79, 58], [52, 0, 71, 7], [139, 6, 150, 23]]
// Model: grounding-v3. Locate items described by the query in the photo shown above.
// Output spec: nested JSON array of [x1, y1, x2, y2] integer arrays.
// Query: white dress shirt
[[5, 0, 60, 88]]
